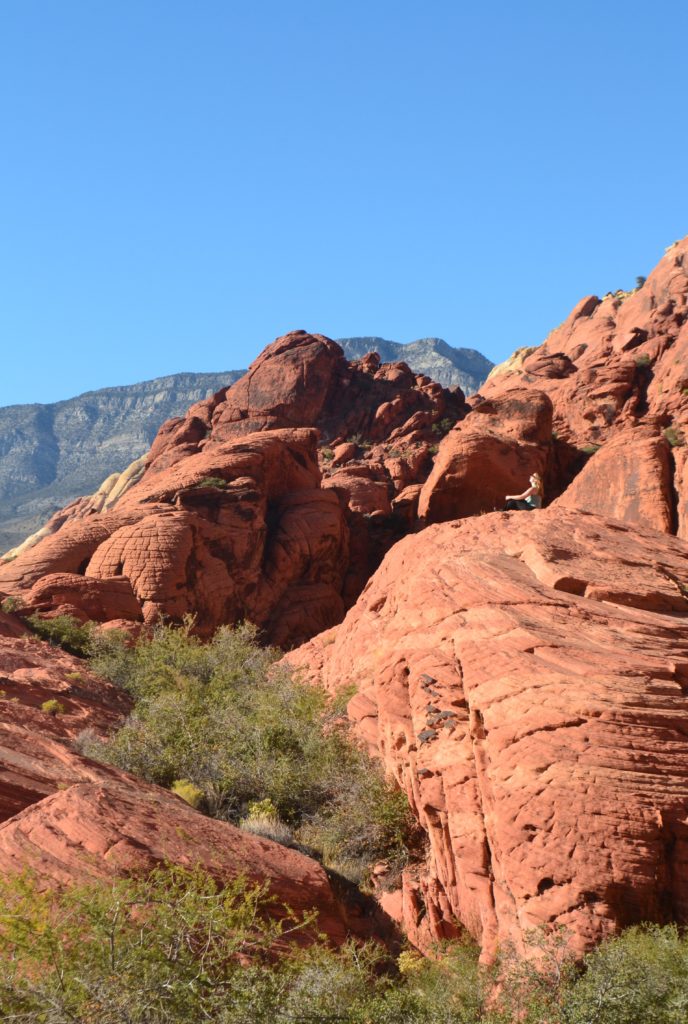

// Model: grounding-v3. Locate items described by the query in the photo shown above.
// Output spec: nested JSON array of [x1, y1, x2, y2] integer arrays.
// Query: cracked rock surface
[[287, 506, 688, 959]]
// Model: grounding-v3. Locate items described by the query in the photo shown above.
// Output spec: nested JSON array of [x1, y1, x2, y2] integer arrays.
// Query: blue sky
[[1, 0, 686, 406]]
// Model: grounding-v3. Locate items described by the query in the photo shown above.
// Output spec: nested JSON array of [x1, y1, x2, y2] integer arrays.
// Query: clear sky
[[1, 0, 686, 406]]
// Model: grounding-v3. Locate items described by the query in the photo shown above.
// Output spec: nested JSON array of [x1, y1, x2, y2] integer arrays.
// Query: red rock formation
[[0, 723, 366, 946], [417, 388, 552, 524], [480, 236, 688, 529], [287, 507, 688, 959], [0, 334, 468, 642], [0, 634, 129, 760], [554, 429, 675, 532]]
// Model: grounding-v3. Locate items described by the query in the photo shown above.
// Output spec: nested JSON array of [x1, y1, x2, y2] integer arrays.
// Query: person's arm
[[505, 485, 536, 501]]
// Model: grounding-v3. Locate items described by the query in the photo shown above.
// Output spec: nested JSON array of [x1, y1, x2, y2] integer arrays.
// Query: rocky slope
[[0, 334, 469, 645], [2, 237, 688, 964], [287, 507, 688, 959], [0, 340, 491, 556], [0, 609, 371, 946], [0, 372, 243, 554]]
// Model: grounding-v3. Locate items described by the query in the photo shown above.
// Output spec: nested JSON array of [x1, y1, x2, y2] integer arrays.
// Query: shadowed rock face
[[287, 507, 688, 959]]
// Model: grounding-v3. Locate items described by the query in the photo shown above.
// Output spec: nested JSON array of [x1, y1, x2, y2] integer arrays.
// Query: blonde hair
[[530, 472, 543, 494]]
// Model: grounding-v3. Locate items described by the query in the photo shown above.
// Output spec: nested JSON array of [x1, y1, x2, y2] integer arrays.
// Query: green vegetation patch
[[2, 867, 688, 1023], [664, 426, 686, 448], [85, 623, 415, 885], [27, 614, 94, 657], [194, 476, 227, 489], [40, 699, 66, 716]]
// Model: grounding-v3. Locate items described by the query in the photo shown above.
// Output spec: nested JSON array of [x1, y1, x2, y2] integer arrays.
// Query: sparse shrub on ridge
[[40, 698, 66, 716], [194, 475, 227, 489], [664, 426, 686, 448]]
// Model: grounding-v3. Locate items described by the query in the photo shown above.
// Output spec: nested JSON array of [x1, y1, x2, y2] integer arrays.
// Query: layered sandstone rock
[[480, 236, 688, 528], [0, 723, 358, 945], [287, 507, 688, 959], [554, 429, 675, 532], [417, 388, 552, 524], [0, 632, 129, 762]]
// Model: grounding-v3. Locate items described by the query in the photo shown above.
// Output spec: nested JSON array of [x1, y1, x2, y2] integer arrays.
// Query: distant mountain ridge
[[0, 372, 243, 553], [0, 339, 491, 552], [338, 337, 492, 394]]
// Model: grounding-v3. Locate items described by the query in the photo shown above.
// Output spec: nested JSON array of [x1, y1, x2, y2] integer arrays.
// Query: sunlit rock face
[[287, 507, 688, 959]]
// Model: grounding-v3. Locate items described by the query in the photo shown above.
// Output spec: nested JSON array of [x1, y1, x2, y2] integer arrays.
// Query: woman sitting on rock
[[504, 473, 543, 511]]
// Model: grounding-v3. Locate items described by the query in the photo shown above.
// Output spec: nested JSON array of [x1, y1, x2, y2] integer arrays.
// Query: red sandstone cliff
[[287, 506, 688, 959], [0, 333, 467, 643]]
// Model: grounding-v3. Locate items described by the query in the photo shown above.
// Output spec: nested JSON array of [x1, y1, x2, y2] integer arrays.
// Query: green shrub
[[194, 475, 227, 489], [635, 353, 651, 367], [580, 443, 601, 456], [40, 699, 66, 716], [26, 614, 94, 657], [2, 867, 687, 1022], [85, 623, 414, 883], [664, 426, 686, 448], [0, 866, 491, 1023], [431, 417, 456, 437], [563, 923, 688, 1024], [0, 595, 22, 614], [321, 447, 334, 461], [171, 778, 204, 808]]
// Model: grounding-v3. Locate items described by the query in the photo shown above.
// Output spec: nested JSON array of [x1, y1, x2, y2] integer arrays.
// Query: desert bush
[[171, 778, 204, 808], [85, 622, 414, 882], [194, 475, 227, 489], [0, 595, 23, 614], [563, 923, 688, 1024], [26, 613, 94, 657], [0, 866, 314, 1023], [0, 865, 489, 1023], [1, 866, 686, 1022], [431, 417, 456, 437], [40, 699, 66, 716], [240, 798, 296, 846], [664, 426, 686, 448]]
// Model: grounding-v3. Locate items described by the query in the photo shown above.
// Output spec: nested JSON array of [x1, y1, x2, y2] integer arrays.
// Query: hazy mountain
[[0, 372, 243, 553]]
